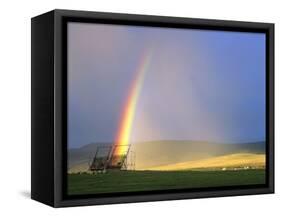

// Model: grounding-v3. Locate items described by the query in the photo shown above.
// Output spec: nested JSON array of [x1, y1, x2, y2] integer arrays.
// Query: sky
[[67, 22, 266, 149]]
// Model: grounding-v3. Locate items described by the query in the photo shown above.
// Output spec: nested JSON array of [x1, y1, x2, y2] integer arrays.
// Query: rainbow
[[114, 50, 152, 156]]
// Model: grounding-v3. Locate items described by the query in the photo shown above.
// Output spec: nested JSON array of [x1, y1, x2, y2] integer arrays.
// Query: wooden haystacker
[[89, 144, 134, 173]]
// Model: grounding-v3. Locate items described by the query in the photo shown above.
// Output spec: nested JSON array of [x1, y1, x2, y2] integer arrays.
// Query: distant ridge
[[68, 140, 265, 171], [146, 153, 265, 171]]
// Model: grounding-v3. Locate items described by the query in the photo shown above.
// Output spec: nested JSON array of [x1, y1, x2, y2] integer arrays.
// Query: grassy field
[[68, 169, 266, 195]]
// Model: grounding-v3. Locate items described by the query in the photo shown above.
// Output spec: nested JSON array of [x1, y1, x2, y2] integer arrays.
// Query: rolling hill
[[146, 153, 265, 171], [68, 140, 265, 172]]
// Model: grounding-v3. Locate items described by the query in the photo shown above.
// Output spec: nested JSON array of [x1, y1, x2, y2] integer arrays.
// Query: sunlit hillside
[[146, 153, 265, 171]]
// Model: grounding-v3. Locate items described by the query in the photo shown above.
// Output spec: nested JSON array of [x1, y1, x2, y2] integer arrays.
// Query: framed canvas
[[31, 9, 274, 207]]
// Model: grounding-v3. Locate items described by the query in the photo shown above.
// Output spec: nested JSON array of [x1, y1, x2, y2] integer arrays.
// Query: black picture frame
[[31, 9, 274, 207]]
